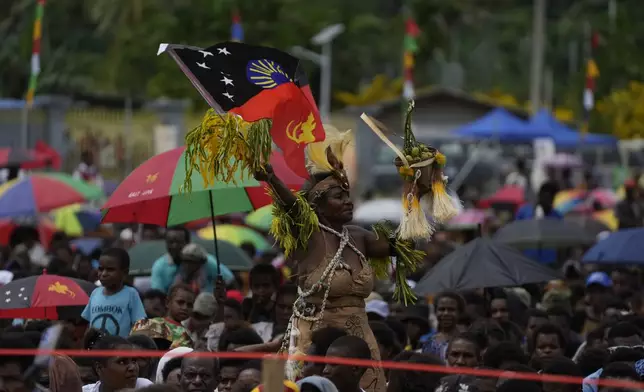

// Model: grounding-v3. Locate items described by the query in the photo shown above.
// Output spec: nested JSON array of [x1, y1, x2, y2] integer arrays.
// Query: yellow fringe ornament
[[267, 188, 319, 258], [397, 173, 434, 240], [429, 152, 460, 222], [372, 222, 426, 305], [182, 109, 272, 194]]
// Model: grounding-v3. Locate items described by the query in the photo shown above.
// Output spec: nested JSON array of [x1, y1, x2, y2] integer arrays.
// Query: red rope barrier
[[2, 348, 644, 389]]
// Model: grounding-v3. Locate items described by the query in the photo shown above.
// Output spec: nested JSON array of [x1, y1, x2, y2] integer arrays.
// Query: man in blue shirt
[[515, 181, 562, 263], [151, 227, 233, 294]]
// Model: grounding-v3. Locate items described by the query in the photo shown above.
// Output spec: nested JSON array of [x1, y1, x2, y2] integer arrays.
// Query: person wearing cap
[[616, 179, 643, 229], [581, 272, 613, 335], [365, 300, 390, 321], [151, 227, 233, 295], [183, 292, 218, 349]]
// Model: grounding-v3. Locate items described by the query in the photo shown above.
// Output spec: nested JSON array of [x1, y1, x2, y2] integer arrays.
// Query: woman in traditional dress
[[252, 129, 427, 392]]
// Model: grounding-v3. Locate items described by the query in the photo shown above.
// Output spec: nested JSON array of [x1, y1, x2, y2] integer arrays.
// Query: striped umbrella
[[554, 188, 618, 214], [0, 173, 104, 217], [101, 147, 304, 226]]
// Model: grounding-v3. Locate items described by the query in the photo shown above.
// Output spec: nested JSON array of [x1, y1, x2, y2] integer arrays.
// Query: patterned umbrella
[[197, 224, 271, 251], [0, 173, 104, 218], [101, 147, 304, 226], [0, 274, 96, 320]]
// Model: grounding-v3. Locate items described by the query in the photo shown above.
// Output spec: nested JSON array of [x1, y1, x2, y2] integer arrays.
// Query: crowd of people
[[0, 203, 644, 392], [1, 124, 643, 392]]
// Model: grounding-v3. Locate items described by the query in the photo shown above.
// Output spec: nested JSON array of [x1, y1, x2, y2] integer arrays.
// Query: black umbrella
[[414, 238, 561, 295], [493, 218, 595, 248], [564, 215, 610, 237]]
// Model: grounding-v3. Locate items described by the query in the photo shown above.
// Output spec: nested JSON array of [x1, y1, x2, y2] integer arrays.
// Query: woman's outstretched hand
[[253, 164, 273, 182]]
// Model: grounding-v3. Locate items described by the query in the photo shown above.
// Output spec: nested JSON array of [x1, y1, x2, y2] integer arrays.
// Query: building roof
[[349, 87, 531, 120]]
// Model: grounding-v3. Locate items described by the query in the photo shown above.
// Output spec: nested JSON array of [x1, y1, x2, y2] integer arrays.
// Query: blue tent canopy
[[529, 109, 616, 147], [453, 108, 550, 142]]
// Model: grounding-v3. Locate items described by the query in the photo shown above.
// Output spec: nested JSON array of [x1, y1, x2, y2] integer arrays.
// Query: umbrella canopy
[[0, 148, 51, 169], [197, 224, 271, 251], [245, 205, 273, 231], [453, 108, 543, 142], [582, 228, 644, 264], [0, 274, 95, 310], [415, 238, 561, 294], [71, 237, 104, 255], [554, 189, 618, 214], [354, 199, 405, 224], [564, 215, 611, 236], [52, 204, 102, 236], [494, 218, 595, 248], [0, 173, 104, 218], [102, 147, 304, 226], [478, 186, 525, 209], [593, 209, 618, 231], [127, 239, 253, 275], [445, 209, 489, 230], [0, 217, 57, 247]]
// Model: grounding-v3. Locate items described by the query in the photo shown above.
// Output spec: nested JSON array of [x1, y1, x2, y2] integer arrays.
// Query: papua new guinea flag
[[158, 41, 324, 178]]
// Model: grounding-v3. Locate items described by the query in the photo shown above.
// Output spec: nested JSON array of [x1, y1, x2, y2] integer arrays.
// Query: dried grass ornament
[[360, 100, 460, 240], [182, 109, 272, 194]]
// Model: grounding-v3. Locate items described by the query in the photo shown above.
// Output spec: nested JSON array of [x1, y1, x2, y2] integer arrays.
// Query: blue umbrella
[[582, 228, 644, 264], [70, 237, 103, 255]]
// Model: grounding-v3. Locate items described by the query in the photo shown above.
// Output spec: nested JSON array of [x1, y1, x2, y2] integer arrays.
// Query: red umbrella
[[478, 186, 525, 209], [0, 217, 57, 247], [0, 147, 50, 169]]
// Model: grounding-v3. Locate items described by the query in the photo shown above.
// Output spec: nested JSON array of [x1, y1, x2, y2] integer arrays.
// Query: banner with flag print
[[158, 41, 324, 178]]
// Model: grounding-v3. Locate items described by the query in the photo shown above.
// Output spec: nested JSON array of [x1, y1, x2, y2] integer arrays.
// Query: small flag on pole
[[231, 10, 244, 42], [403, 16, 420, 100], [25, 0, 46, 107], [582, 31, 599, 134]]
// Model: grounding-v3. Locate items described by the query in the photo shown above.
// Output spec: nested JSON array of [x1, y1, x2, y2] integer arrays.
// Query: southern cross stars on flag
[[158, 42, 325, 178]]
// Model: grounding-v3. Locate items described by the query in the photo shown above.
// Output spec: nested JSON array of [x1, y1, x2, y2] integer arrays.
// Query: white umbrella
[[354, 199, 402, 224]]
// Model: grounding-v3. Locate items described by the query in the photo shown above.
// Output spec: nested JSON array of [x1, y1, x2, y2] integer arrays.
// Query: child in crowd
[[242, 264, 281, 324], [81, 248, 146, 337], [131, 283, 195, 349]]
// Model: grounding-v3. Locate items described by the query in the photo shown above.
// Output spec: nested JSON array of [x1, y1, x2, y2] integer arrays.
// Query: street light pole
[[319, 42, 332, 121], [291, 23, 344, 123], [529, 0, 546, 114]]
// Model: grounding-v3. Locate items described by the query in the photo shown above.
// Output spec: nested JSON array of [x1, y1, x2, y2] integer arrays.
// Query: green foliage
[[1, 0, 644, 118]]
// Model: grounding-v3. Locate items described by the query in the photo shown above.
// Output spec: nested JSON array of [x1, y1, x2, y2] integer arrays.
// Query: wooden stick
[[360, 113, 409, 167], [261, 355, 286, 392]]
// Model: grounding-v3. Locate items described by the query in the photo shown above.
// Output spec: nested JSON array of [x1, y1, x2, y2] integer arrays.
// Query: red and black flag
[[158, 42, 324, 178]]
